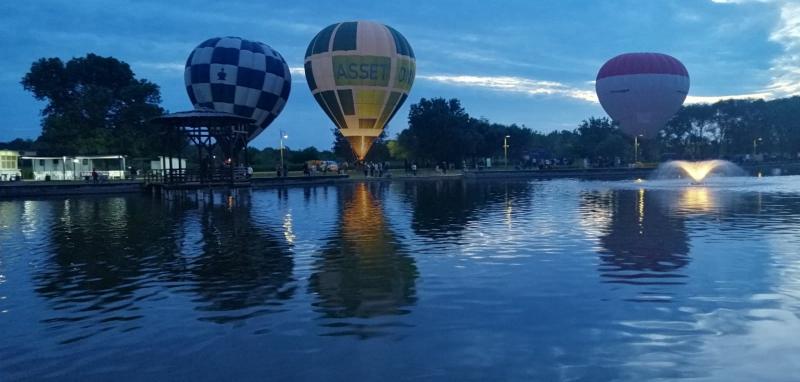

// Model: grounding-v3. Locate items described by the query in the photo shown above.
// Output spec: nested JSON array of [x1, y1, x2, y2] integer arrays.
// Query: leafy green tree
[[21, 53, 164, 156]]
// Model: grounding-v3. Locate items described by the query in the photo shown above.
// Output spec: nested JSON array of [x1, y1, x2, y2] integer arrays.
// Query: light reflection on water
[[1, 177, 800, 381]]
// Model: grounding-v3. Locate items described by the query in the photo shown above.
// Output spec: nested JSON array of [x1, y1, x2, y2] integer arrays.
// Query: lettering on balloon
[[395, 58, 416, 91], [332, 56, 391, 86]]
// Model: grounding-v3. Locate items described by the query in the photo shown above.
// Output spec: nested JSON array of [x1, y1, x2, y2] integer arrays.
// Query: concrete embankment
[[464, 167, 655, 180], [0, 181, 142, 198], [5, 162, 797, 198]]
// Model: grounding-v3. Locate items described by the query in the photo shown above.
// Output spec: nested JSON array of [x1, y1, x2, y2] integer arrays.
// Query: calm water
[[1, 177, 800, 381]]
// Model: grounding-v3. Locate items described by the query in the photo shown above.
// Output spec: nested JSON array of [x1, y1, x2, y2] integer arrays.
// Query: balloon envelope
[[595, 53, 689, 139], [185, 37, 291, 141], [304, 21, 415, 160]]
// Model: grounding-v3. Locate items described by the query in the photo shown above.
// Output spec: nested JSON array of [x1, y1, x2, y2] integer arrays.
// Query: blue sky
[[1, 0, 798, 150]]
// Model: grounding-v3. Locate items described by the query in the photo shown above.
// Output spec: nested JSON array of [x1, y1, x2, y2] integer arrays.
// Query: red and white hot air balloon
[[595, 53, 690, 139]]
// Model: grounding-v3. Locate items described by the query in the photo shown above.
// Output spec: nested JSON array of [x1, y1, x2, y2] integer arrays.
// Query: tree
[[21, 53, 164, 156], [0, 138, 36, 151], [398, 98, 473, 163]]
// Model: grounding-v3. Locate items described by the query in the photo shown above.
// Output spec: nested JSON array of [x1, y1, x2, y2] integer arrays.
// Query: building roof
[[21, 155, 125, 160], [151, 108, 256, 127]]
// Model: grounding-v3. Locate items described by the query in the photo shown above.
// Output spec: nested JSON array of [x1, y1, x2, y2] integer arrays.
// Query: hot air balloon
[[595, 53, 689, 139], [304, 21, 415, 160], [185, 37, 291, 141]]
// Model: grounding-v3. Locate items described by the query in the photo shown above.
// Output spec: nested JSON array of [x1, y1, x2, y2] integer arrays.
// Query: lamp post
[[634, 134, 643, 164], [503, 135, 510, 168], [280, 130, 288, 177], [753, 137, 762, 157]]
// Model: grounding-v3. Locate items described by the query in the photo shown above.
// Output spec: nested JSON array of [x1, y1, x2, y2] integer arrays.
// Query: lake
[[1, 177, 799, 381]]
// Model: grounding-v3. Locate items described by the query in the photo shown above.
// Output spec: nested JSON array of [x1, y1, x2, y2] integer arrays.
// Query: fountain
[[652, 160, 747, 183]]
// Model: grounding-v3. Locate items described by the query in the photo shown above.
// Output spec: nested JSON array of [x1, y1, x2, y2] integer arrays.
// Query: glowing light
[[282, 212, 296, 244], [634, 178, 644, 183], [637, 188, 645, 229], [672, 160, 727, 182], [680, 187, 715, 212]]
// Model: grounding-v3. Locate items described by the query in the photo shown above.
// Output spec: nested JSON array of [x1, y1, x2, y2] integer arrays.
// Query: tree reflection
[[399, 180, 532, 240], [189, 192, 295, 323], [309, 183, 417, 334], [582, 189, 690, 286], [32, 192, 296, 340], [33, 197, 182, 342]]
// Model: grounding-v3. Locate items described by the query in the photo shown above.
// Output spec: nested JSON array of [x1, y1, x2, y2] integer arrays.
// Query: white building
[[150, 156, 187, 172], [0, 150, 21, 181], [22, 155, 127, 181]]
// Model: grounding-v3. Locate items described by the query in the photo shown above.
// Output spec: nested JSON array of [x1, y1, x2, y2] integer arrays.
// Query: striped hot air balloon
[[595, 53, 690, 139], [304, 21, 415, 160]]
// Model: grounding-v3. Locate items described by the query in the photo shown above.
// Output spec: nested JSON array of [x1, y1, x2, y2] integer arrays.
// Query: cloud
[[135, 63, 778, 107], [766, 2, 800, 97], [132, 61, 184, 73], [710, 0, 800, 99], [685, 93, 773, 104], [710, 0, 773, 3], [417, 74, 770, 105], [418, 74, 598, 102]]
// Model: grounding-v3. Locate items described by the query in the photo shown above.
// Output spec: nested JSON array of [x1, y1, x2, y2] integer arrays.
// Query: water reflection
[[188, 192, 295, 323], [399, 180, 533, 240], [5, 177, 800, 380], [31, 192, 296, 342], [309, 183, 417, 337], [582, 189, 690, 287], [33, 197, 179, 343]]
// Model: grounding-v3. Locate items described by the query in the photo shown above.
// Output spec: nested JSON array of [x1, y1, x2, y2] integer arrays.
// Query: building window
[[0, 155, 16, 169], [82, 159, 89, 166], [52, 159, 59, 165], [39, 159, 45, 166]]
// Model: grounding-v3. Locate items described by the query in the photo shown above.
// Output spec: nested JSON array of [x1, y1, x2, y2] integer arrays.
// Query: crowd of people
[[361, 161, 391, 177]]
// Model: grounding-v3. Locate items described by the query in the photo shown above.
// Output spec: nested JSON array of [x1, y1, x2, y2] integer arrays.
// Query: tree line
[[8, 54, 800, 167], [385, 96, 800, 166]]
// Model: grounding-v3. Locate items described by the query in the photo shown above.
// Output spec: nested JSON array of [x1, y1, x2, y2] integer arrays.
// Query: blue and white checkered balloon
[[184, 37, 291, 141]]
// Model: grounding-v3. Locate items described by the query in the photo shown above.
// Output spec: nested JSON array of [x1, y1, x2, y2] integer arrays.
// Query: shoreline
[[2, 162, 797, 198]]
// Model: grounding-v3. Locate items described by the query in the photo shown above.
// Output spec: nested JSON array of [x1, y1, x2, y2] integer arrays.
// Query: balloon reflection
[[309, 183, 417, 336], [582, 189, 690, 287], [31, 192, 296, 343]]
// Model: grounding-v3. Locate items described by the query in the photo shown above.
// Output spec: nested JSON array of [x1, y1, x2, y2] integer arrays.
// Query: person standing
[[411, 162, 417, 176], [91, 168, 98, 184]]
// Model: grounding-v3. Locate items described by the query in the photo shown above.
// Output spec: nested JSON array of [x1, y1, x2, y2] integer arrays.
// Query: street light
[[280, 130, 288, 177], [753, 137, 762, 157], [503, 135, 510, 168], [634, 134, 643, 165]]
